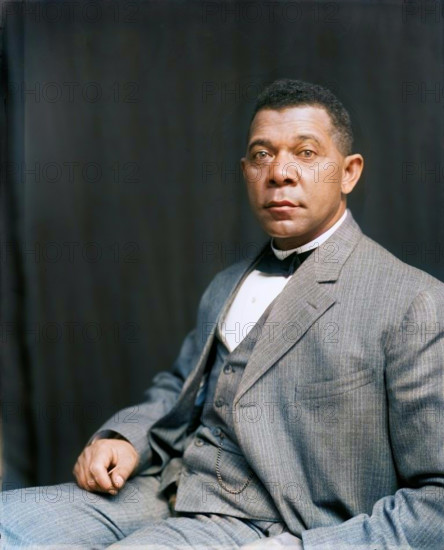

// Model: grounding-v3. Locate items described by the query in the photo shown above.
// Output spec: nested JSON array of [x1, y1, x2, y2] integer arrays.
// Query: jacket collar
[[311, 208, 363, 282]]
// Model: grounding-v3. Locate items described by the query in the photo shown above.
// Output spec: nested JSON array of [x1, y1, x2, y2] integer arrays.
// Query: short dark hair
[[249, 79, 353, 156]]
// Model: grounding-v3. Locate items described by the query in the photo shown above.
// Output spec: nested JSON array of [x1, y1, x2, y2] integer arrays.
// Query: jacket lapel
[[233, 209, 364, 405], [164, 243, 271, 417]]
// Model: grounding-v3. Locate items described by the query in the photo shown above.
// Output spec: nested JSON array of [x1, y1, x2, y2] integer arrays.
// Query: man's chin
[[263, 224, 309, 241], [264, 224, 317, 249]]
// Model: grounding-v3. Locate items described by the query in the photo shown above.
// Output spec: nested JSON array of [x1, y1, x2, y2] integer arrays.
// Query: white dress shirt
[[219, 209, 348, 352]]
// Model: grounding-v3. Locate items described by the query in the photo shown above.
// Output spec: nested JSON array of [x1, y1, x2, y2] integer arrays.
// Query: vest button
[[215, 398, 225, 408], [223, 365, 233, 374], [194, 438, 204, 447], [213, 427, 222, 436]]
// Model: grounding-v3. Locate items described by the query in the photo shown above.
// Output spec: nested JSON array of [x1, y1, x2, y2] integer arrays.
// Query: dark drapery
[[1, 0, 443, 487]]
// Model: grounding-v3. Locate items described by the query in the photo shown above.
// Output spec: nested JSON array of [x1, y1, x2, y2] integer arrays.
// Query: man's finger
[[110, 470, 125, 489], [89, 459, 115, 492], [107, 459, 135, 490], [73, 460, 90, 491], [104, 440, 140, 491], [73, 439, 139, 494]]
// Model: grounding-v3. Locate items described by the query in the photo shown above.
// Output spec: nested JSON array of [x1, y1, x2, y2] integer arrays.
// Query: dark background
[[1, 0, 443, 488]]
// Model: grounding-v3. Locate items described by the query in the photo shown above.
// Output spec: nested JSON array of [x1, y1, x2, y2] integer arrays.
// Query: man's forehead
[[248, 105, 334, 140]]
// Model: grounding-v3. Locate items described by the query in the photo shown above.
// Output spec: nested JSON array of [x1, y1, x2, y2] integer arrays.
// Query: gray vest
[[174, 300, 282, 521]]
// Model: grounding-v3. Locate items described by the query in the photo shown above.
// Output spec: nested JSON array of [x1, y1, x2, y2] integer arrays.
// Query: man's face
[[241, 105, 361, 250]]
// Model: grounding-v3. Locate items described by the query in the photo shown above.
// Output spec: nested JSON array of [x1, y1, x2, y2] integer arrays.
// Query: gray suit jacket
[[97, 209, 444, 549]]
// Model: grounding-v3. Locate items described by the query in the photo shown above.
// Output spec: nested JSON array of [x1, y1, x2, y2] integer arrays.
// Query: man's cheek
[[245, 164, 264, 183]]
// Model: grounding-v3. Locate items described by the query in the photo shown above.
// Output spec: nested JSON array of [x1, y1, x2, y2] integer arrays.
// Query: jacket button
[[213, 427, 222, 436], [223, 365, 233, 374], [194, 438, 204, 447], [215, 398, 225, 408]]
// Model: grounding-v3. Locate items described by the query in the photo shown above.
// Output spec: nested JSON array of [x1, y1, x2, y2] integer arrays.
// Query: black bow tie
[[255, 247, 314, 277]]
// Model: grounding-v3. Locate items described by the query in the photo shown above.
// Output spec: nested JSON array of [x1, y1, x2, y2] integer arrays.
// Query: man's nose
[[268, 153, 301, 185]]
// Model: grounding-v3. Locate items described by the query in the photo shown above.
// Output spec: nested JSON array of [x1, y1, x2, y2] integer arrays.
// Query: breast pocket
[[296, 367, 375, 400]]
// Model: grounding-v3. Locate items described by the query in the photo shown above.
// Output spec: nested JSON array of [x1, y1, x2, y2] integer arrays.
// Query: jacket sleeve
[[302, 285, 444, 550]]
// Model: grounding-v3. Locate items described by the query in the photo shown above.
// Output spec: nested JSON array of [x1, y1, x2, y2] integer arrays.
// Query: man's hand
[[73, 438, 139, 495]]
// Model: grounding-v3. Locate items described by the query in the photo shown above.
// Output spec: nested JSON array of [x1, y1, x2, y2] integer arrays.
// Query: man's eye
[[253, 151, 269, 160], [300, 149, 315, 159]]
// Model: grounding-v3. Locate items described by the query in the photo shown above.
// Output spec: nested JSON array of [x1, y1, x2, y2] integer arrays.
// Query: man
[[2, 79, 444, 549]]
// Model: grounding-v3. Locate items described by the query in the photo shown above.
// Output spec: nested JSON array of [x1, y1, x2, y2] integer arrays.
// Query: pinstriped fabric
[[3, 209, 444, 548], [105, 514, 278, 549], [1, 476, 171, 548], [174, 301, 283, 520], [0, 476, 275, 548], [152, 209, 444, 547]]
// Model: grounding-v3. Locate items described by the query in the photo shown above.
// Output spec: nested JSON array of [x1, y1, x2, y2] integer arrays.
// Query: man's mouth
[[265, 200, 302, 210]]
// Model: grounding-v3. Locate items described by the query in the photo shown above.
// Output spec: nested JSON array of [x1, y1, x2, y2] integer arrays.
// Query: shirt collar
[[271, 209, 349, 259]]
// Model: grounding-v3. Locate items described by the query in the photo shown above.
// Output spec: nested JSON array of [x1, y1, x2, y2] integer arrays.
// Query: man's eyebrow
[[247, 139, 273, 153], [247, 134, 323, 153], [297, 134, 322, 146]]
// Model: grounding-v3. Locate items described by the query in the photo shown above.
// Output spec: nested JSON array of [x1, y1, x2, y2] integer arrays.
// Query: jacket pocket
[[296, 367, 375, 400]]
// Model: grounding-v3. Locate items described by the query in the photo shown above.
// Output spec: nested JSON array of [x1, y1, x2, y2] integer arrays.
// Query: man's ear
[[240, 157, 246, 176], [240, 157, 246, 174], [341, 154, 364, 195]]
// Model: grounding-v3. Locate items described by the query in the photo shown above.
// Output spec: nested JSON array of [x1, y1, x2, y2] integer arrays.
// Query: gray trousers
[[0, 475, 287, 549]]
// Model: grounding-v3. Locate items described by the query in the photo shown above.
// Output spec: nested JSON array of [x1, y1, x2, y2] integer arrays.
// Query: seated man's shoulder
[[355, 234, 444, 298]]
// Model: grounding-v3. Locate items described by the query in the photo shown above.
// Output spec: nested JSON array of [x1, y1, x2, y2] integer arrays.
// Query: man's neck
[[271, 209, 348, 259]]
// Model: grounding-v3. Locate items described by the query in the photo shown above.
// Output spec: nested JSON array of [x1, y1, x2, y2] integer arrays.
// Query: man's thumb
[[108, 440, 139, 490], [111, 472, 125, 488], [110, 458, 134, 488]]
